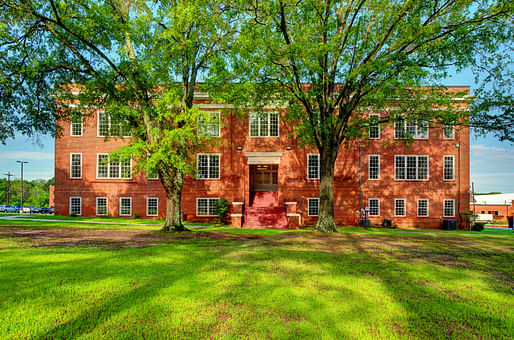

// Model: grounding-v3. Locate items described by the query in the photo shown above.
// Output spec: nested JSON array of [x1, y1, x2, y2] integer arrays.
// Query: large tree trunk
[[160, 170, 189, 232], [315, 149, 338, 233]]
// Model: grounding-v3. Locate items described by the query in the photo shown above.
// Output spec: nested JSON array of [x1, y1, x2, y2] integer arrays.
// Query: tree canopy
[[0, 0, 238, 230], [224, 0, 512, 231]]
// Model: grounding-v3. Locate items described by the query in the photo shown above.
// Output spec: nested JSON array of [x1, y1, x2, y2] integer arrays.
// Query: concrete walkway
[[0, 214, 221, 228]]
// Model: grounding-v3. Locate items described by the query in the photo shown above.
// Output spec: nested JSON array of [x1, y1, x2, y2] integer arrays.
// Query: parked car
[[4, 205, 20, 213], [32, 207, 42, 214], [0, 205, 6, 212], [21, 206, 36, 213], [39, 207, 49, 214], [48, 206, 55, 214]]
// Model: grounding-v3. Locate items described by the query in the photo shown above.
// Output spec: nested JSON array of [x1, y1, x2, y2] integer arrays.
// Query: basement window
[[308, 198, 319, 216], [197, 198, 219, 216]]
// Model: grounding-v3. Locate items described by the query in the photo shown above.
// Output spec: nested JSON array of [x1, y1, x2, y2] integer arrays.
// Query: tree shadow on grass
[[0, 230, 512, 339]]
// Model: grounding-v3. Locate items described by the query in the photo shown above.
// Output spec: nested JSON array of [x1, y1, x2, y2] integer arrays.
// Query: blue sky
[[0, 71, 512, 193]]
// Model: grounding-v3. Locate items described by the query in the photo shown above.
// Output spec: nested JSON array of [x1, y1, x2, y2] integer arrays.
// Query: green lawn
[[0, 222, 512, 339]]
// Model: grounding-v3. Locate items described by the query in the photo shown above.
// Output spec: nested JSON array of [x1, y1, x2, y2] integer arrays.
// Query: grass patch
[[0, 224, 512, 339]]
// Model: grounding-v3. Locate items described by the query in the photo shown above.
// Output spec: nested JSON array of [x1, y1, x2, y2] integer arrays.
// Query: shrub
[[134, 212, 140, 219], [70, 213, 77, 217], [215, 198, 230, 224], [471, 223, 484, 232]]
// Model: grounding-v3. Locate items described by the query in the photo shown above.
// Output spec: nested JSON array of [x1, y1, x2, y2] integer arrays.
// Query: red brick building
[[54, 87, 470, 229], [471, 193, 514, 223]]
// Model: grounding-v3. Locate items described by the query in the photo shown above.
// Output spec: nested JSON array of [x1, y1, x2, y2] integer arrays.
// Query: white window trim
[[394, 155, 430, 181], [97, 110, 131, 138], [69, 197, 82, 216], [368, 198, 380, 216], [368, 113, 380, 139], [249, 111, 280, 138], [394, 198, 406, 217], [307, 153, 320, 180], [443, 125, 455, 139], [196, 197, 219, 217], [443, 155, 455, 181], [96, 153, 132, 179], [96, 197, 108, 216], [70, 117, 83, 136], [146, 197, 158, 216], [368, 155, 380, 180], [197, 111, 221, 137], [70, 153, 82, 179], [119, 197, 132, 216], [443, 199, 455, 217], [196, 154, 220, 180], [394, 117, 429, 140], [417, 199, 429, 217], [308, 198, 319, 216]]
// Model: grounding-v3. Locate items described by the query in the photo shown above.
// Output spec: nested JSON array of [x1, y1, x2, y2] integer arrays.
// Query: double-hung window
[[249, 112, 279, 137], [96, 197, 108, 216], [368, 114, 380, 139], [97, 154, 132, 179], [198, 111, 220, 137], [444, 199, 455, 217], [98, 111, 131, 137], [308, 198, 319, 216], [368, 199, 380, 216], [120, 197, 132, 216], [147, 198, 158, 216], [443, 156, 454, 181], [196, 198, 218, 216], [70, 197, 82, 215], [197, 154, 220, 179], [395, 199, 406, 216], [417, 199, 429, 217], [70, 153, 82, 179], [368, 155, 380, 180], [70, 114, 83, 136], [395, 155, 428, 180], [443, 125, 454, 139], [307, 154, 320, 179], [395, 118, 428, 139]]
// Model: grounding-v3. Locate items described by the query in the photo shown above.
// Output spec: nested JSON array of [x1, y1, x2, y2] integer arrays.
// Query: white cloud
[[0, 151, 54, 161]]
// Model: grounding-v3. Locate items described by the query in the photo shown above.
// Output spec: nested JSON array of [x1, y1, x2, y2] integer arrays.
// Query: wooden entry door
[[251, 165, 278, 191]]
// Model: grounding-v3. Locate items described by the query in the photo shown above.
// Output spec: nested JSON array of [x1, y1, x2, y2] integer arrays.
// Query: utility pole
[[16, 161, 28, 212], [3, 171, 14, 205]]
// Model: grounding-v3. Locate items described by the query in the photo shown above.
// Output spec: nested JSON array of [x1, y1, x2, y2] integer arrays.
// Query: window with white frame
[[197, 154, 220, 179], [368, 114, 380, 139], [395, 118, 428, 139], [70, 114, 82, 136], [196, 198, 219, 216], [443, 125, 454, 139], [443, 156, 454, 180], [395, 155, 428, 180], [120, 197, 132, 216], [307, 154, 320, 179], [97, 154, 132, 179], [417, 199, 429, 217], [249, 112, 279, 137], [308, 198, 319, 216], [147, 197, 158, 216], [96, 197, 108, 216], [97, 111, 131, 137], [70, 153, 82, 179], [395, 199, 406, 216], [368, 198, 380, 216], [70, 197, 82, 215], [368, 155, 380, 180], [198, 111, 220, 137], [444, 199, 455, 217]]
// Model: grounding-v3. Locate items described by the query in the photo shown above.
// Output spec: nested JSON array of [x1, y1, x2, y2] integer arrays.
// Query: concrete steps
[[244, 191, 288, 229]]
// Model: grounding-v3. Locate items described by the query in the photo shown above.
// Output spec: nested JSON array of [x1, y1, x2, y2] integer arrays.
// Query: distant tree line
[[0, 178, 54, 207]]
